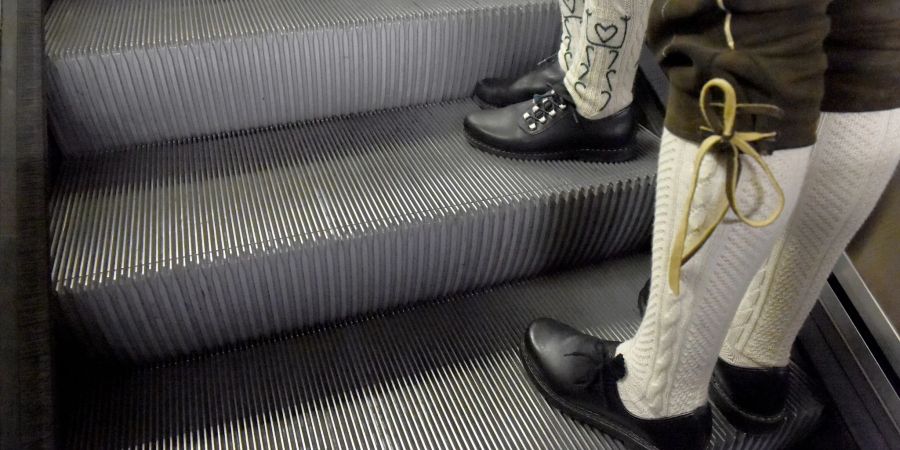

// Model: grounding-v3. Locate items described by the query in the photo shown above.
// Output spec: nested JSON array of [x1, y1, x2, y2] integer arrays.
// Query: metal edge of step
[[59, 254, 826, 450]]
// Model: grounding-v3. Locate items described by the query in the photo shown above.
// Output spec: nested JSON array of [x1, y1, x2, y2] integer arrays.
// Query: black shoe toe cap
[[525, 318, 579, 357], [463, 105, 529, 152], [524, 318, 605, 394]]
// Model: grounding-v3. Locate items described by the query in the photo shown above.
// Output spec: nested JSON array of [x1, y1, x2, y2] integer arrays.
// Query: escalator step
[[45, 0, 559, 156], [50, 100, 659, 363], [61, 254, 824, 449]]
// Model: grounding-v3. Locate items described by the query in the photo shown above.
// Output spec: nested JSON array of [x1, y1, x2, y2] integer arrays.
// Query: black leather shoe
[[709, 360, 789, 433], [522, 318, 712, 450], [635, 280, 789, 433], [464, 85, 636, 162], [637, 278, 650, 317], [473, 55, 565, 108]]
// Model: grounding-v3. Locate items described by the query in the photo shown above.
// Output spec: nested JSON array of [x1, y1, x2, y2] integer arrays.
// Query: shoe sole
[[519, 335, 659, 450], [465, 131, 637, 163], [709, 375, 785, 434]]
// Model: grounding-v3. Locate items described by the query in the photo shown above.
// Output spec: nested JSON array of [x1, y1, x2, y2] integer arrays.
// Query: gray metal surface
[[832, 254, 900, 374], [61, 255, 824, 449], [800, 282, 900, 448], [45, 0, 559, 156], [50, 100, 659, 362]]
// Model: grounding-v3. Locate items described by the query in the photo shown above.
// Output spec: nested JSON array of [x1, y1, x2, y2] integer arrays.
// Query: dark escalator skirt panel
[[50, 101, 659, 362], [61, 255, 824, 449]]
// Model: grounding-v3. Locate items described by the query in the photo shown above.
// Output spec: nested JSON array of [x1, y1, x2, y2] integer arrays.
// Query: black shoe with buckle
[[464, 84, 636, 162], [635, 279, 789, 433], [473, 55, 565, 108], [522, 318, 712, 450]]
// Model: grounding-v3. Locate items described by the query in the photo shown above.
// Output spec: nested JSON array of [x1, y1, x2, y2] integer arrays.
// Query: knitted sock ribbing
[[563, 0, 650, 119], [557, 0, 585, 71], [721, 108, 900, 368], [616, 129, 811, 419]]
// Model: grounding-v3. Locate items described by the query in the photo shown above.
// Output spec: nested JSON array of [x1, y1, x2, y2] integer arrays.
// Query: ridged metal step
[[50, 100, 659, 363], [60, 254, 825, 449], [45, 0, 559, 156]]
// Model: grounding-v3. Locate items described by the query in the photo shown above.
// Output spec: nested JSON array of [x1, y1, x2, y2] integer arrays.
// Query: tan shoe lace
[[667, 78, 786, 295]]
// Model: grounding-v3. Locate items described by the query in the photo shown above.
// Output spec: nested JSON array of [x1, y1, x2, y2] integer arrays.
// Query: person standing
[[466, 0, 900, 448]]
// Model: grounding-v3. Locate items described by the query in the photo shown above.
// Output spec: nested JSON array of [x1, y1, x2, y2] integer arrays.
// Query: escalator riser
[[50, 101, 659, 362]]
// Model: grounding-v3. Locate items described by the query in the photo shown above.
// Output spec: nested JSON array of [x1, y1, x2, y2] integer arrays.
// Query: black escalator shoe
[[464, 85, 636, 162], [709, 360, 789, 433], [473, 55, 565, 108], [521, 318, 712, 450], [636, 280, 789, 433], [637, 278, 650, 317]]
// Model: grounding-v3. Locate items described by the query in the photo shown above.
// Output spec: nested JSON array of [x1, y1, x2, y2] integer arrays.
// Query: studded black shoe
[[464, 85, 636, 162], [521, 318, 712, 450], [635, 280, 789, 433], [473, 55, 565, 108]]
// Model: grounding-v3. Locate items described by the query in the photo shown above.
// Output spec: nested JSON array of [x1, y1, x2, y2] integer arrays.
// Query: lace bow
[[668, 78, 786, 295]]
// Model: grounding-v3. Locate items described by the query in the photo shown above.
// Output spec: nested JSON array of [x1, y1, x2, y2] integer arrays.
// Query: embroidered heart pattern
[[594, 22, 618, 44]]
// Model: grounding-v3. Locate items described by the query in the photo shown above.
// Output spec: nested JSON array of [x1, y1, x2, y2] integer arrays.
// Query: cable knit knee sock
[[563, 0, 650, 119], [721, 108, 900, 369], [615, 129, 812, 419]]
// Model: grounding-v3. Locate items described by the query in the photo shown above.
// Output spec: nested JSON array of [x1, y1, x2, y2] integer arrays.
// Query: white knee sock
[[557, 0, 585, 71], [721, 108, 900, 369], [616, 129, 812, 419], [563, 0, 650, 119]]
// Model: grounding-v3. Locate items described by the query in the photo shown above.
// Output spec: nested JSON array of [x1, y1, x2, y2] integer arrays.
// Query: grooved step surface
[[50, 100, 659, 362], [45, 0, 559, 156], [61, 255, 825, 449]]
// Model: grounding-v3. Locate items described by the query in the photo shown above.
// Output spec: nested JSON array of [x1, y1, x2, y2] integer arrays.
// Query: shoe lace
[[565, 342, 627, 392], [523, 86, 575, 131], [667, 78, 786, 295]]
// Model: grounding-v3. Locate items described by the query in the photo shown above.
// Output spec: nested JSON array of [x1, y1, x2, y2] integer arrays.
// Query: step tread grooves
[[45, 0, 560, 154], [48, 0, 548, 53], [52, 100, 657, 286], [62, 255, 825, 449], [50, 100, 659, 362]]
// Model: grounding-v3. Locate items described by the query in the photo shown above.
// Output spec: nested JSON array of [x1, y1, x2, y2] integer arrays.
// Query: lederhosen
[[648, 0, 900, 151]]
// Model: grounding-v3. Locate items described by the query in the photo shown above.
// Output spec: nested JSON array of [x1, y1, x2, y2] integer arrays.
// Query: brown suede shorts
[[647, 0, 900, 150]]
